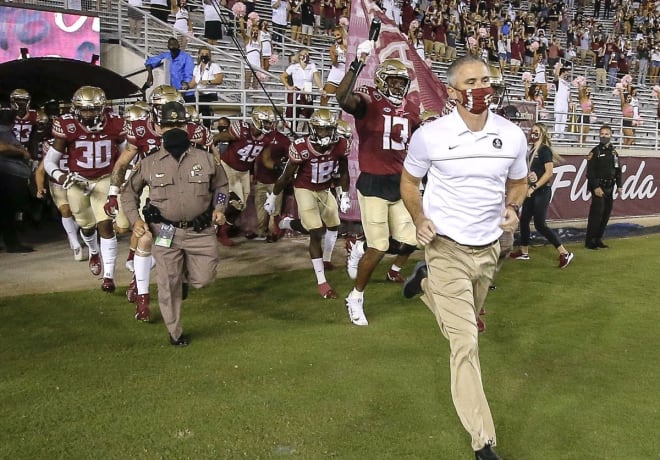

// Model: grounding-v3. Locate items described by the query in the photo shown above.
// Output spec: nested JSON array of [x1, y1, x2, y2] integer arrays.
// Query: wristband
[[52, 170, 65, 183], [108, 185, 121, 196]]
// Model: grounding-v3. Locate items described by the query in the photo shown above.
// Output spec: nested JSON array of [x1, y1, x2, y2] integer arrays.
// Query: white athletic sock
[[322, 229, 338, 263], [100, 236, 118, 279], [348, 287, 364, 299], [311, 258, 326, 284], [80, 229, 100, 254], [390, 264, 401, 273], [134, 254, 152, 295], [61, 217, 81, 249]]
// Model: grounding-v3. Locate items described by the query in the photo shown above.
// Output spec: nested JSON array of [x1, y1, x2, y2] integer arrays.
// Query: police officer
[[585, 124, 622, 249], [120, 102, 229, 347]]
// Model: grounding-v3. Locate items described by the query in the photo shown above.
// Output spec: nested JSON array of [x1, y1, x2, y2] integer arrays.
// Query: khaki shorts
[[221, 160, 250, 210], [49, 181, 69, 209], [66, 175, 112, 229], [294, 187, 340, 231], [357, 191, 417, 252]]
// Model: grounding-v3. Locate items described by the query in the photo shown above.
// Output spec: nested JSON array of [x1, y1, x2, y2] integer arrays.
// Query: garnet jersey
[[125, 118, 161, 158], [289, 136, 349, 191], [52, 112, 126, 179], [254, 131, 291, 185], [222, 120, 274, 172], [353, 86, 421, 176], [125, 120, 212, 159], [13, 110, 38, 148]]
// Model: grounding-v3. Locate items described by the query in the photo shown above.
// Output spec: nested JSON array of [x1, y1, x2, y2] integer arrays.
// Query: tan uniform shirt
[[121, 146, 228, 225]]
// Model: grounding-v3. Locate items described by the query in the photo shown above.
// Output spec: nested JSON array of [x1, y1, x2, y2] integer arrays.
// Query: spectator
[[400, 55, 527, 460], [127, 0, 145, 37], [594, 44, 607, 91], [280, 48, 324, 127], [607, 51, 620, 88], [553, 64, 571, 139], [432, 14, 447, 62], [172, 0, 193, 49], [320, 0, 336, 36], [149, 0, 170, 22], [144, 37, 194, 92], [203, 0, 224, 46], [271, 0, 289, 49], [0, 107, 33, 253], [300, 0, 315, 47], [636, 39, 649, 87], [650, 44, 660, 86], [509, 33, 524, 74], [411, 28, 425, 60], [509, 122, 574, 268], [289, 0, 302, 42], [585, 124, 622, 249], [446, 22, 458, 63], [187, 47, 224, 129], [322, 26, 347, 106]]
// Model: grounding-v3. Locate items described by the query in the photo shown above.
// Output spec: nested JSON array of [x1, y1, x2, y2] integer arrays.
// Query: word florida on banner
[[341, 0, 448, 221]]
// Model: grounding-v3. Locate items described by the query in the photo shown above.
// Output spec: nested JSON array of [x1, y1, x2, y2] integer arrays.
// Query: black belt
[[437, 234, 498, 250], [160, 218, 208, 230]]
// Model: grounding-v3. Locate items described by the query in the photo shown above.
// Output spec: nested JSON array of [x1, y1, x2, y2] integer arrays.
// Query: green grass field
[[2, 235, 659, 459]]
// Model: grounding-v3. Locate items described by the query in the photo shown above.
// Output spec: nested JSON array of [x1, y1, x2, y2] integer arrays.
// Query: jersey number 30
[[75, 140, 113, 169]]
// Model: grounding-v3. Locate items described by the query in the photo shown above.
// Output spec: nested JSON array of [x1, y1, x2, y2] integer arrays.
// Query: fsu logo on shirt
[[136, 126, 146, 137]]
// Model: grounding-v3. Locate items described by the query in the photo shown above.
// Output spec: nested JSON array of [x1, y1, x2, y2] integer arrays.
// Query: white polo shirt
[[272, 0, 288, 26], [285, 62, 318, 91], [405, 108, 528, 246]]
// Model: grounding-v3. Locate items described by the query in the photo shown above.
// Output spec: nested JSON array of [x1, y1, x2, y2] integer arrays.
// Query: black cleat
[[403, 261, 428, 299]]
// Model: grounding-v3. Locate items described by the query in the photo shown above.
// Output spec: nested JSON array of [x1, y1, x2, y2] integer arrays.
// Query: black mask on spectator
[[169, 48, 181, 59], [163, 128, 189, 159], [200, 55, 210, 63]]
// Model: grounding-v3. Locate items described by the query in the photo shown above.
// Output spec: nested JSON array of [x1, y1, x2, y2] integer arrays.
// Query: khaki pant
[[221, 161, 250, 209], [357, 191, 417, 252], [294, 187, 340, 230], [595, 68, 607, 88], [67, 175, 112, 229], [254, 181, 282, 236], [420, 236, 499, 451], [151, 225, 218, 340]]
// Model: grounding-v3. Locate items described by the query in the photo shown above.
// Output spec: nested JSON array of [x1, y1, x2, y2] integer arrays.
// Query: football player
[[10, 88, 38, 155], [265, 108, 350, 299], [212, 106, 278, 246], [44, 86, 126, 293], [34, 102, 87, 262], [336, 52, 422, 326]]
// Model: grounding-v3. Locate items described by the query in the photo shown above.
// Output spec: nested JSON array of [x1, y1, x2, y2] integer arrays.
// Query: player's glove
[[339, 192, 351, 213], [104, 196, 119, 218], [357, 39, 375, 58], [61, 172, 88, 190], [264, 192, 277, 215]]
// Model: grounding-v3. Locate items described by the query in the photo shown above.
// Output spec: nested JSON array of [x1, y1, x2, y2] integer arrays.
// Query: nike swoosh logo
[[449, 145, 459, 150]]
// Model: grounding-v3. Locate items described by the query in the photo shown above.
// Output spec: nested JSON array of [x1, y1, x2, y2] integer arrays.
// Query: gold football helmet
[[251, 106, 277, 134], [124, 101, 150, 122], [149, 85, 184, 123], [71, 86, 106, 132], [420, 109, 440, 124], [10, 88, 31, 111], [308, 108, 339, 147], [374, 59, 411, 106], [489, 64, 506, 110], [186, 105, 200, 123], [336, 119, 351, 140]]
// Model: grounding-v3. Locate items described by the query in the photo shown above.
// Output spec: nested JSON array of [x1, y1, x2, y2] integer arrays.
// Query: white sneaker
[[73, 246, 87, 261], [125, 259, 135, 272], [278, 216, 293, 230], [346, 240, 365, 280], [345, 295, 368, 326]]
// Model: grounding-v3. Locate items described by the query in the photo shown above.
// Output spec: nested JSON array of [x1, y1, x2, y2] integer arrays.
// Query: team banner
[[548, 155, 660, 220], [343, 0, 448, 221]]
